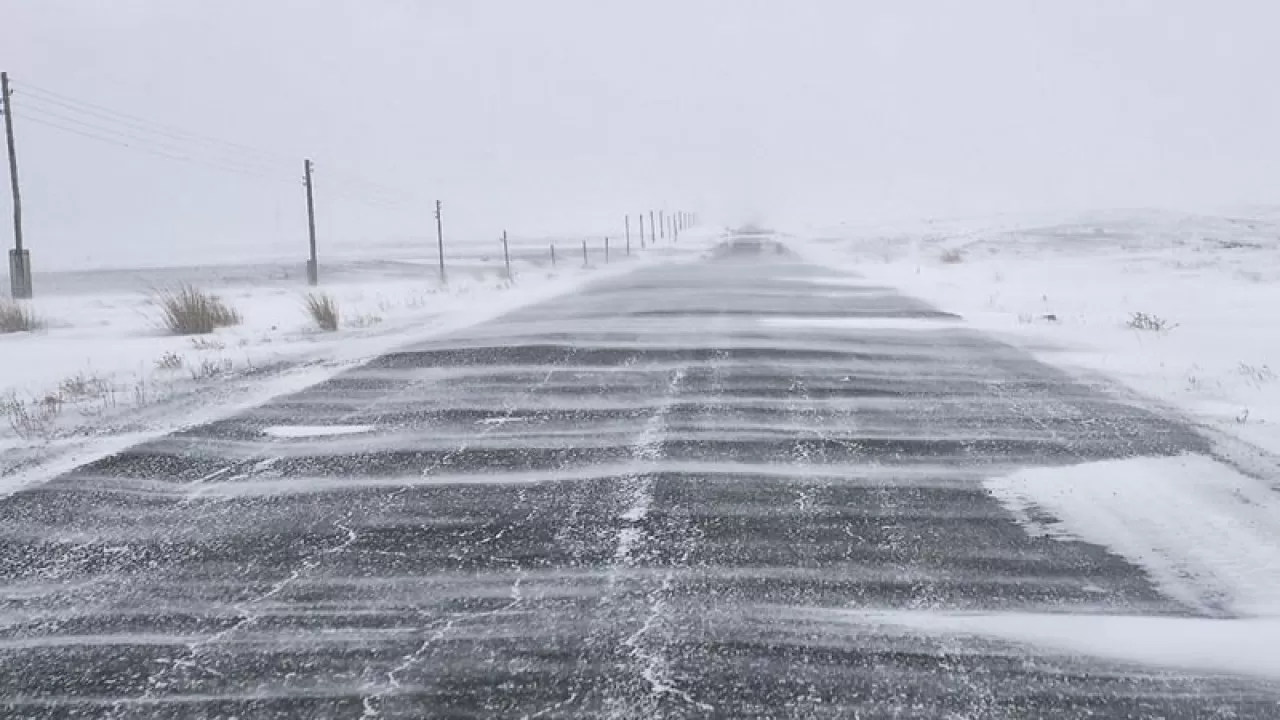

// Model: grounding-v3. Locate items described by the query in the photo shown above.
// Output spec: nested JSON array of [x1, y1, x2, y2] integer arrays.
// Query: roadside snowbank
[[988, 454, 1280, 617], [819, 451, 1280, 682]]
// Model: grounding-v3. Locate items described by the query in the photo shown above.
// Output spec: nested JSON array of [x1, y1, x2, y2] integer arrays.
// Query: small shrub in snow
[[0, 300, 42, 333], [156, 285, 241, 335], [189, 357, 234, 381], [1127, 312, 1175, 332], [940, 249, 965, 264], [155, 351, 184, 370], [1, 392, 62, 441], [304, 292, 340, 332], [1237, 363, 1276, 385], [57, 372, 112, 400]]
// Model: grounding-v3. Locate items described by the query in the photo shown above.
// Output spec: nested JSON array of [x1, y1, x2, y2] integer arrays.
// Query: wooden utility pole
[[304, 159, 318, 286], [2, 72, 31, 299], [434, 200, 445, 284], [639, 213, 646, 250], [502, 230, 511, 280]]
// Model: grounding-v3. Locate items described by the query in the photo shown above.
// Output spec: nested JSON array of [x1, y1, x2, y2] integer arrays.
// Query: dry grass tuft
[[155, 285, 241, 335], [304, 292, 340, 332], [0, 300, 42, 333]]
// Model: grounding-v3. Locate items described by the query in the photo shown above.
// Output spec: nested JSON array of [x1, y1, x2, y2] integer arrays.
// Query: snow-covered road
[[1, 233, 1277, 718]]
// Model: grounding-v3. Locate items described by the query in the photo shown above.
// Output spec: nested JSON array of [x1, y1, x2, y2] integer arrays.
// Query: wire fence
[[1, 73, 698, 300]]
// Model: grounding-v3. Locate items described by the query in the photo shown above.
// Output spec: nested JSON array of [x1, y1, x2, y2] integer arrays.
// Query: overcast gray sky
[[5, 0, 1279, 267]]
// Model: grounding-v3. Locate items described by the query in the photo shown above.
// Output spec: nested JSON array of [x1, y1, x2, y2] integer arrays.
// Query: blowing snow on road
[[2, 231, 1278, 718]]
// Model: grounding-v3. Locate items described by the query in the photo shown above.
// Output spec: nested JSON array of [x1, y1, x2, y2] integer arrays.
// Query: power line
[[21, 104, 293, 178], [20, 95, 293, 175], [19, 81, 426, 202], [15, 78, 432, 212], [21, 113, 297, 183], [17, 81, 296, 165]]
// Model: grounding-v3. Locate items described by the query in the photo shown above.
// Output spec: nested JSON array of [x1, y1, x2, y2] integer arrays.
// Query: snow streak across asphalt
[[2, 235, 1278, 718]]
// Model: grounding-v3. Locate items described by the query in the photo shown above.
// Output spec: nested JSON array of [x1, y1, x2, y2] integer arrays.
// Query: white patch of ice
[[987, 454, 1280, 616], [780, 276, 874, 288], [263, 425, 374, 439], [476, 416, 527, 427], [759, 316, 962, 331], [849, 610, 1280, 681], [619, 506, 647, 523]]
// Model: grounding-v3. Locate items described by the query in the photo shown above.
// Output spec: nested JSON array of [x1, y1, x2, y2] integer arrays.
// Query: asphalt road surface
[[2, 235, 1278, 718]]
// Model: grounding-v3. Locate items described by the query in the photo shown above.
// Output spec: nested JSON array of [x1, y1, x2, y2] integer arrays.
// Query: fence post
[[502, 230, 511, 281], [304, 158, 319, 286], [434, 199, 446, 285]]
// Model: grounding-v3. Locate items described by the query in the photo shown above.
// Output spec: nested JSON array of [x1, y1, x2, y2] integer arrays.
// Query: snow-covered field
[[796, 208, 1280, 461], [0, 234, 701, 495], [794, 208, 1280, 678]]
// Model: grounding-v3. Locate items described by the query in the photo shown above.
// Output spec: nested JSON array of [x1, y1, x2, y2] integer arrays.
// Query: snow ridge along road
[[1, 233, 1278, 718]]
